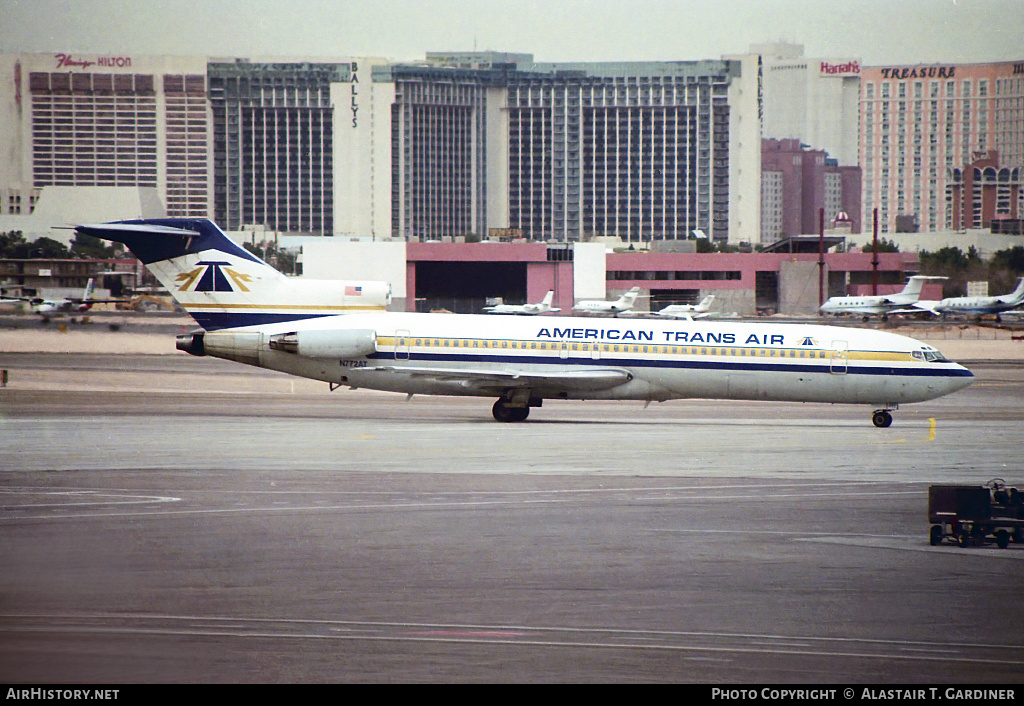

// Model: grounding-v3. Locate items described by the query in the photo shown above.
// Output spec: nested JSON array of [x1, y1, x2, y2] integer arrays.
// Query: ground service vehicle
[[929, 480, 1024, 548]]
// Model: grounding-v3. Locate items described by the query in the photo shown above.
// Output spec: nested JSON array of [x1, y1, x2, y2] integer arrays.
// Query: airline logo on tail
[[176, 262, 254, 293]]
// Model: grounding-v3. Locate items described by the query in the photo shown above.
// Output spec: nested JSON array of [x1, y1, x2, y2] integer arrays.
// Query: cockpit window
[[922, 350, 948, 362], [912, 351, 924, 360]]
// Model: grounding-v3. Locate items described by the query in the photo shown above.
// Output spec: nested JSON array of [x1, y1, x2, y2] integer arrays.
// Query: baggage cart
[[928, 480, 1024, 548]]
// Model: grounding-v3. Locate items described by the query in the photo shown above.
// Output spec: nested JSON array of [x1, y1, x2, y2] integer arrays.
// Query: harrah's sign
[[820, 60, 860, 76], [54, 53, 132, 70]]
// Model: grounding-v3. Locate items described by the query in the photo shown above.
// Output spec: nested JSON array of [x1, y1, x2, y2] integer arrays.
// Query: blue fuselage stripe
[[192, 312, 339, 330], [367, 351, 973, 379]]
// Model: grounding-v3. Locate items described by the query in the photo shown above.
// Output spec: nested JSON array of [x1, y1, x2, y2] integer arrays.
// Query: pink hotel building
[[859, 60, 1024, 234]]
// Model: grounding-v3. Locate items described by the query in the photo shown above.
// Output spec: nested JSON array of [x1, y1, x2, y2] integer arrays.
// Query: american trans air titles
[[74, 218, 974, 427], [536, 326, 784, 346]]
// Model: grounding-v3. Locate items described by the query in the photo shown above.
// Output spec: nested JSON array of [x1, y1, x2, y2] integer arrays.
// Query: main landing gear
[[871, 409, 894, 428], [492, 392, 542, 422], [492, 398, 530, 422]]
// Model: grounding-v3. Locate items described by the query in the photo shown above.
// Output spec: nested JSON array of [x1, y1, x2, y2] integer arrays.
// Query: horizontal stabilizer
[[75, 219, 261, 266]]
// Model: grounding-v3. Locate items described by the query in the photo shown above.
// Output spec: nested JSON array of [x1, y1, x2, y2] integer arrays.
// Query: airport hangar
[[297, 234, 928, 316]]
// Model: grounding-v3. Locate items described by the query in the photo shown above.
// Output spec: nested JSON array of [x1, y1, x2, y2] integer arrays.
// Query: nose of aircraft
[[942, 363, 975, 396]]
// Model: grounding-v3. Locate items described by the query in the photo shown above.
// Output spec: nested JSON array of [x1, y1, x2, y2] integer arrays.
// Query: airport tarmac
[[1, 349, 1023, 683]]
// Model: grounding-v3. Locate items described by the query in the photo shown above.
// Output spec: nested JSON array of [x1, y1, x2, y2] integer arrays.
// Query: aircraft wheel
[[930, 525, 943, 546], [871, 410, 893, 428], [996, 530, 1010, 549], [492, 399, 529, 423]]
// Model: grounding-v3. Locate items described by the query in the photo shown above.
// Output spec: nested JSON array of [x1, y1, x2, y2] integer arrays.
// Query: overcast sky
[[0, 0, 1021, 66]]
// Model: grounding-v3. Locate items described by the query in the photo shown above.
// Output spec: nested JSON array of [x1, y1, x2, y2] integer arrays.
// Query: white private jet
[[652, 295, 716, 320], [74, 219, 973, 427], [819, 275, 942, 321], [572, 286, 641, 317], [483, 290, 560, 315], [915, 278, 1024, 322]]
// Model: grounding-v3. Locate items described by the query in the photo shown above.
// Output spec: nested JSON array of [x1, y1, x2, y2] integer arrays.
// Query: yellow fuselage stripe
[[374, 336, 917, 364]]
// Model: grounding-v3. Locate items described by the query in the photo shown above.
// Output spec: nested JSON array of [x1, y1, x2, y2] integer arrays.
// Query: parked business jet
[[572, 286, 641, 316], [483, 290, 560, 315], [652, 295, 716, 321], [74, 219, 973, 427], [819, 275, 942, 320], [6, 278, 107, 320], [916, 278, 1024, 322]]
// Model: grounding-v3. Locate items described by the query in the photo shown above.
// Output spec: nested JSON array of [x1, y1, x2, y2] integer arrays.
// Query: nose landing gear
[[871, 409, 894, 428]]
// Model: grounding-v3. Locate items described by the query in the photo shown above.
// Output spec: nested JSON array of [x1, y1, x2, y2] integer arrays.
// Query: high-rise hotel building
[[1, 51, 762, 243], [208, 62, 348, 234], [860, 60, 1024, 234], [0, 54, 210, 219], [380, 53, 762, 243]]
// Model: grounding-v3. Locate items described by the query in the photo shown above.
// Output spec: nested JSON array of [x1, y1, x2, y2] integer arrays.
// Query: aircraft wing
[[887, 306, 933, 314], [365, 364, 633, 394], [910, 301, 941, 314]]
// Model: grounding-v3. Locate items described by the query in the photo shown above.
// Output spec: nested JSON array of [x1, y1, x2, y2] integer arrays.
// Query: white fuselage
[[200, 313, 973, 408], [483, 303, 556, 315], [932, 286, 1024, 316]]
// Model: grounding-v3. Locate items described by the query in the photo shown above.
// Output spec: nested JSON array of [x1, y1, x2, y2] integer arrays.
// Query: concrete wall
[[704, 287, 757, 317], [851, 229, 1024, 259], [779, 260, 824, 314], [572, 243, 606, 300]]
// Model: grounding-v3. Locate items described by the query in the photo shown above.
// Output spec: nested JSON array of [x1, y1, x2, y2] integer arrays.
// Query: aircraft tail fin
[[541, 290, 555, 307], [76, 219, 390, 331], [1009, 277, 1024, 303], [892, 275, 944, 304], [619, 287, 641, 306], [83, 278, 95, 300], [899, 276, 927, 298]]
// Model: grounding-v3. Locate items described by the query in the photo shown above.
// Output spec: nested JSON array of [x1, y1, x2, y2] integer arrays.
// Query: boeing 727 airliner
[[74, 219, 974, 427]]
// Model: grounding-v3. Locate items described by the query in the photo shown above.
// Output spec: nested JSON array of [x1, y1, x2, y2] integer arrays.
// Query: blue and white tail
[[1006, 277, 1024, 305], [75, 219, 390, 331]]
